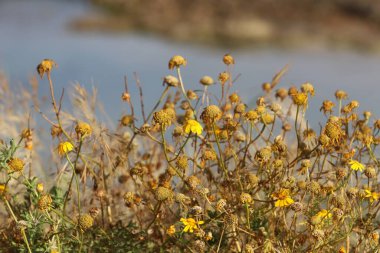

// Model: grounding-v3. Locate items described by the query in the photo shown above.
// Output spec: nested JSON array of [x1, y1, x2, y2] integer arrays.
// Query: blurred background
[[1, 0, 380, 125]]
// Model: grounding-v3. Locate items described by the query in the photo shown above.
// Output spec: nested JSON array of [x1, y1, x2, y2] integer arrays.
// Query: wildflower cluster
[[0, 55, 379, 253]]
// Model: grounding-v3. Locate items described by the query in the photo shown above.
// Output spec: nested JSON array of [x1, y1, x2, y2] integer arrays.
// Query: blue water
[[1, 0, 380, 127]]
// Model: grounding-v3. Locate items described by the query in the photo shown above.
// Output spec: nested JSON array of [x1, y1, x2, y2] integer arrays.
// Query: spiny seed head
[[347, 187, 358, 198], [248, 173, 259, 186], [75, 122, 92, 136], [223, 53, 235, 65], [201, 105, 222, 125], [164, 75, 179, 87], [38, 194, 52, 211], [155, 186, 173, 201], [175, 193, 190, 204], [168, 55, 187, 69], [200, 76, 214, 86], [7, 158, 24, 172], [78, 214, 94, 231]]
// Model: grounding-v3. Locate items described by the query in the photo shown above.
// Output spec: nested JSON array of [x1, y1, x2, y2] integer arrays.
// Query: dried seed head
[[187, 90, 198, 100], [347, 187, 358, 198], [292, 92, 308, 106], [262, 82, 272, 93], [261, 113, 275, 125], [234, 103, 246, 114], [7, 158, 24, 172], [180, 100, 190, 110], [191, 205, 204, 215], [75, 122, 92, 137], [320, 100, 335, 114], [201, 105, 222, 125], [176, 155, 188, 171], [216, 199, 227, 212], [335, 90, 348, 100], [255, 146, 272, 163], [297, 181, 307, 190], [223, 53, 235, 65], [164, 75, 179, 87], [155, 187, 174, 201], [365, 166, 376, 178], [301, 82, 315, 96], [78, 214, 94, 231], [153, 110, 172, 129], [187, 175, 200, 190], [275, 88, 288, 100], [173, 126, 183, 137], [51, 125, 63, 137], [240, 192, 253, 204], [192, 240, 206, 252], [291, 202, 303, 212], [37, 59, 57, 78], [120, 115, 134, 127], [202, 149, 217, 161], [307, 181, 321, 194], [123, 192, 135, 206], [168, 55, 187, 69], [234, 131, 246, 142], [270, 102, 281, 113], [248, 173, 259, 187], [200, 76, 214, 86], [218, 71, 230, 84], [336, 167, 347, 180], [175, 193, 190, 204], [121, 92, 130, 102], [38, 194, 52, 211], [229, 93, 240, 103], [245, 110, 259, 122]]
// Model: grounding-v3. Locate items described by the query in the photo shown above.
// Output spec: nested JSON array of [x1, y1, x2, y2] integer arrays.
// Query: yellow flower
[[338, 246, 346, 253], [349, 159, 365, 172], [271, 189, 294, 207], [166, 225, 176, 236], [183, 119, 203, 135], [57, 142, 74, 156], [316, 209, 332, 219], [0, 184, 6, 195], [365, 189, 380, 203], [180, 218, 204, 233]]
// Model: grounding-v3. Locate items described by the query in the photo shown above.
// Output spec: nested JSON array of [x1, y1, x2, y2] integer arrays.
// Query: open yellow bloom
[[365, 189, 380, 203], [183, 119, 203, 136], [271, 189, 294, 207], [180, 218, 204, 233], [349, 159, 364, 172], [316, 209, 332, 219], [57, 142, 74, 156], [166, 225, 176, 236]]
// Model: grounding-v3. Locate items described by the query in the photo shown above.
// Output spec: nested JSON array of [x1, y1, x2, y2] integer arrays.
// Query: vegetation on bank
[[0, 55, 380, 252]]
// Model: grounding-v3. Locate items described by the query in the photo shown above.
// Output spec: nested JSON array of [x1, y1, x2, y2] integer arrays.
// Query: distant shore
[[71, 0, 380, 51]]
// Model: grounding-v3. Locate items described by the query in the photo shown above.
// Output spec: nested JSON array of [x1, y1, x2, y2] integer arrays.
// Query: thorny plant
[[0, 55, 380, 253]]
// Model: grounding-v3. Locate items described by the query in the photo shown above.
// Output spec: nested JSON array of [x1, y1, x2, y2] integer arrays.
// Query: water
[[1, 0, 380, 128]]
